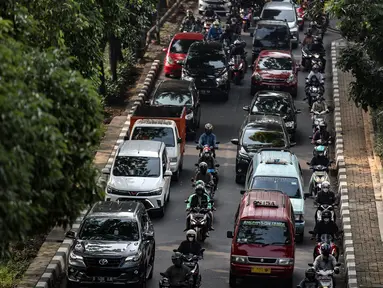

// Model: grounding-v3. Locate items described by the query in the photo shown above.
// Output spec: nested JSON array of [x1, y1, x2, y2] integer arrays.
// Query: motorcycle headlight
[[231, 255, 247, 263], [286, 74, 295, 83], [285, 121, 295, 128], [190, 218, 197, 225], [185, 112, 194, 120], [125, 251, 142, 262], [69, 251, 85, 267], [278, 258, 294, 265]]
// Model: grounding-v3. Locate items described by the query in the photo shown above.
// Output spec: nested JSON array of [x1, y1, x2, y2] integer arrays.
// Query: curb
[[33, 60, 161, 288], [331, 40, 358, 288]]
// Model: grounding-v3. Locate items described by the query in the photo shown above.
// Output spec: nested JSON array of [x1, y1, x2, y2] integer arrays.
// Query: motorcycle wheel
[[234, 74, 241, 85]]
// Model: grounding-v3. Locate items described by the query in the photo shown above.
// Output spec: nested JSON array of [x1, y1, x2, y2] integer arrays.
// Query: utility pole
[[155, 0, 161, 44]]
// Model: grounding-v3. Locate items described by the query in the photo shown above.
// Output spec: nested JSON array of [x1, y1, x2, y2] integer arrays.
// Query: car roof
[[256, 20, 289, 27], [255, 90, 292, 100], [239, 190, 291, 221], [118, 140, 162, 157], [263, 2, 295, 10], [155, 80, 191, 93], [259, 50, 292, 58], [189, 41, 224, 53], [87, 201, 143, 218], [252, 150, 298, 177], [173, 32, 205, 40]]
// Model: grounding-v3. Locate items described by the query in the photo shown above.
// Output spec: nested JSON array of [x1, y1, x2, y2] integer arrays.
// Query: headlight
[[278, 258, 294, 265], [138, 188, 162, 196], [231, 255, 247, 263], [182, 74, 194, 81], [166, 56, 174, 64], [169, 157, 178, 162], [185, 112, 193, 120], [125, 251, 142, 262], [290, 27, 298, 33], [106, 186, 119, 194], [253, 73, 262, 81], [286, 74, 295, 83], [295, 214, 304, 221], [285, 121, 294, 128], [69, 251, 85, 266]]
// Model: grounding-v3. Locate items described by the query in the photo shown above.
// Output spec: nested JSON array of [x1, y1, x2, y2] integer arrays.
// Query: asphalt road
[[60, 19, 343, 288]]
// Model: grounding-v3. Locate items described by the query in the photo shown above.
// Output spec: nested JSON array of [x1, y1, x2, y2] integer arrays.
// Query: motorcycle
[[191, 168, 219, 198], [311, 234, 339, 261], [307, 263, 341, 288], [310, 137, 332, 158], [229, 54, 246, 85], [240, 9, 252, 32], [159, 272, 193, 288], [314, 204, 336, 223], [173, 249, 205, 288], [307, 163, 332, 197], [311, 110, 328, 130], [184, 205, 212, 242], [301, 46, 325, 72], [305, 85, 323, 107], [195, 141, 220, 158]]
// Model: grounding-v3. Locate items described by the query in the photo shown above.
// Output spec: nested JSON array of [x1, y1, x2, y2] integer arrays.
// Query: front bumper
[[105, 193, 164, 210], [230, 263, 294, 279], [198, 0, 231, 14]]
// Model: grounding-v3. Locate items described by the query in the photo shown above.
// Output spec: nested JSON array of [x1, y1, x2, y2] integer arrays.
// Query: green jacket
[[186, 192, 211, 209]]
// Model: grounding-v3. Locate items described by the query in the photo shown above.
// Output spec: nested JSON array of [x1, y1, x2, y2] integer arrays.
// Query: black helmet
[[195, 183, 205, 196], [199, 161, 208, 174], [322, 210, 331, 223], [320, 243, 331, 256], [205, 123, 213, 135], [305, 267, 316, 280], [171, 252, 183, 267], [307, 28, 312, 36]]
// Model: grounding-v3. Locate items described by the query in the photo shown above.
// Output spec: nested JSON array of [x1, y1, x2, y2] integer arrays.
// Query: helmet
[[199, 161, 208, 174], [322, 181, 330, 192], [305, 267, 316, 280], [171, 251, 183, 267], [225, 24, 230, 30], [314, 145, 325, 157], [186, 229, 197, 242], [213, 20, 220, 27], [195, 183, 205, 196], [187, 9, 193, 16], [312, 64, 319, 72], [322, 210, 332, 223], [320, 243, 331, 256], [234, 40, 241, 46], [205, 123, 213, 134]]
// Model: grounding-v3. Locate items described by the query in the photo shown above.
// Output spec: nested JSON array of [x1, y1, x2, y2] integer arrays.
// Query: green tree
[[0, 19, 103, 255], [329, 0, 383, 110]]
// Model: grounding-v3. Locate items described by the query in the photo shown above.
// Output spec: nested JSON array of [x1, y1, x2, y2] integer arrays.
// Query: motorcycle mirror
[[195, 163, 199, 167], [173, 249, 178, 252], [308, 263, 314, 267], [184, 200, 189, 203], [195, 140, 199, 144], [215, 164, 220, 167], [160, 272, 167, 277], [308, 231, 314, 234], [200, 248, 206, 253]]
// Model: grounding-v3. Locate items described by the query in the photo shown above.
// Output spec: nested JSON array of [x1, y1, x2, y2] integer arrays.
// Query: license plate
[[251, 266, 271, 274], [92, 277, 114, 282], [269, 85, 281, 89], [200, 90, 210, 94]]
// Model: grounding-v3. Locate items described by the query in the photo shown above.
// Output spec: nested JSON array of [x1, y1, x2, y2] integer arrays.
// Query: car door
[[141, 211, 154, 264], [244, 159, 254, 189], [162, 149, 171, 195], [191, 84, 200, 121], [174, 125, 181, 162]]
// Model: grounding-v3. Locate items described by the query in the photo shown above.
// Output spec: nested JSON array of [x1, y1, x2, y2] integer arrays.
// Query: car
[[149, 80, 201, 133], [227, 190, 296, 287], [258, 2, 299, 48], [250, 20, 292, 64], [103, 140, 173, 217], [230, 114, 294, 184], [163, 32, 205, 78], [244, 148, 306, 241], [181, 41, 231, 101], [242, 91, 301, 139], [65, 201, 155, 288], [271, 0, 305, 30], [251, 50, 299, 97], [198, 0, 231, 15]]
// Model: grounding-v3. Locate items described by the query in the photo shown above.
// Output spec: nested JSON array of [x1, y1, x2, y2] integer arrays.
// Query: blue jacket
[[207, 27, 222, 40], [199, 133, 217, 147]]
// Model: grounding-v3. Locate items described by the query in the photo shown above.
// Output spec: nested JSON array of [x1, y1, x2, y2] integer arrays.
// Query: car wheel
[[166, 188, 170, 203], [229, 273, 237, 288], [141, 266, 147, 288], [172, 169, 180, 181]]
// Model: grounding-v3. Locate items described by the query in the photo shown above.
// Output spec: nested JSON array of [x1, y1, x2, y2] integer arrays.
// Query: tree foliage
[[329, 0, 383, 110]]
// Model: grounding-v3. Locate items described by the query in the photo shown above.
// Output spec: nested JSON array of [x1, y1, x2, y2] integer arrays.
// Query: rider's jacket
[[313, 221, 339, 239], [311, 101, 327, 113], [307, 72, 323, 83], [316, 191, 336, 205], [313, 254, 337, 271], [230, 45, 245, 58], [177, 240, 202, 256], [163, 264, 191, 286], [195, 172, 214, 186], [182, 16, 195, 24], [310, 155, 330, 167], [186, 193, 212, 209], [207, 27, 222, 39], [198, 133, 217, 148], [312, 130, 331, 142]]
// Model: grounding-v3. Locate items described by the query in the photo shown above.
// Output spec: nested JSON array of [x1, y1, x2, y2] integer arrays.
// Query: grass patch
[[0, 234, 46, 288]]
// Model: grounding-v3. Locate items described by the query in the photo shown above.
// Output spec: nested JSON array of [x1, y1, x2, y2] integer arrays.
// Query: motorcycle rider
[[181, 10, 196, 31], [204, 7, 218, 20], [302, 28, 314, 46], [220, 24, 233, 45], [198, 123, 218, 157], [230, 40, 248, 73], [185, 183, 214, 233], [312, 211, 339, 241], [178, 230, 203, 256], [313, 243, 340, 287], [315, 181, 337, 205], [207, 20, 222, 41], [309, 145, 331, 167], [312, 122, 331, 144], [194, 17, 203, 32], [194, 162, 215, 188], [305, 65, 324, 106], [311, 96, 328, 114], [307, 64, 324, 84], [163, 252, 191, 287], [298, 267, 321, 288]]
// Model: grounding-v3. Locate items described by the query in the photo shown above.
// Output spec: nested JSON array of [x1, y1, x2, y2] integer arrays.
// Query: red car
[[163, 32, 204, 78], [251, 50, 299, 97]]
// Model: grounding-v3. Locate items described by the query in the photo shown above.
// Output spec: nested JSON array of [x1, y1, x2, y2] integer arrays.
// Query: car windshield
[[112, 156, 160, 177], [131, 127, 175, 147], [242, 128, 286, 147], [252, 176, 301, 198], [236, 220, 291, 245], [153, 91, 192, 107], [258, 56, 292, 70], [186, 50, 226, 72], [170, 39, 200, 54], [79, 218, 139, 241], [262, 9, 295, 22], [255, 25, 288, 41], [252, 97, 292, 114]]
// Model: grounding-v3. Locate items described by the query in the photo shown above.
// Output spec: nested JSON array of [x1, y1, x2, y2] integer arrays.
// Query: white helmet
[[234, 40, 241, 46], [186, 229, 197, 241], [322, 181, 330, 192]]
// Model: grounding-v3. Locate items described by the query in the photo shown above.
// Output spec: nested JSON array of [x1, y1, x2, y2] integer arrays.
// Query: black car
[[242, 91, 301, 140], [249, 20, 292, 65], [231, 114, 294, 183], [149, 79, 201, 133], [181, 41, 231, 101], [65, 201, 155, 288]]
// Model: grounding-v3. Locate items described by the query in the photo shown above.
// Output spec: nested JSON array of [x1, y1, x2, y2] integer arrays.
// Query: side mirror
[[227, 231, 234, 238], [173, 249, 178, 252], [215, 164, 220, 167], [164, 170, 173, 177], [143, 232, 154, 240], [124, 135, 130, 141], [65, 230, 77, 239], [102, 167, 111, 175], [231, 138, 239, 145], [163, 48, 168, 52], [308, 263, 314, 267], [177, 137, 182, 143], [191, 178, 195, 182], [195, 163, 199, 167], [290, 142, 297, 147], [240, 190, 246, 195], [185, 200, 189, 203], [243, 106, 250, 112], [216, 141, 220, 144], [296, 109, 301, 114], [200, 248, 206, 254]]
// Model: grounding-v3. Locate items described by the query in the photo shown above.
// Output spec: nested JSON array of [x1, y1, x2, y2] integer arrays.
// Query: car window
[[262, 9, 295, 22], [252, 176, 301, 198], [258, 56, 293, 70], [113, 156, 160, 177], [242, 127, 286, 147], [170, 39, 201, 54], [162, 150, 167, 175], [236, 220, 291, 245], [79, 218, 139, 241], [153, 90, 192, 107], [252, 97, 292, 114], [131, 127, 175, 147], [186, 49, 226, 71], [255, 25, 288, 41]]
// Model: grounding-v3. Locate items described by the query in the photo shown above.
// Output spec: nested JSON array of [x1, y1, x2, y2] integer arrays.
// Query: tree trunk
[[109, 35, 123, 81]]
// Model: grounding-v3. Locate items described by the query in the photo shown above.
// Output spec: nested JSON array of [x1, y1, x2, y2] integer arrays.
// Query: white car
[[102, 140, 172, 217], [198, 0, 231, 15]]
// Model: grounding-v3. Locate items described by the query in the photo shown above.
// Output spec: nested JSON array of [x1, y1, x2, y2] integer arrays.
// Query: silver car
[[198, 0, 231, 15], [259, 2, 299, 48]]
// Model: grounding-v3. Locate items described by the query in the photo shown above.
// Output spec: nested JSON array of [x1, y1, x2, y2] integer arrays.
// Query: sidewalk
[[334, 40, 383, 287]]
